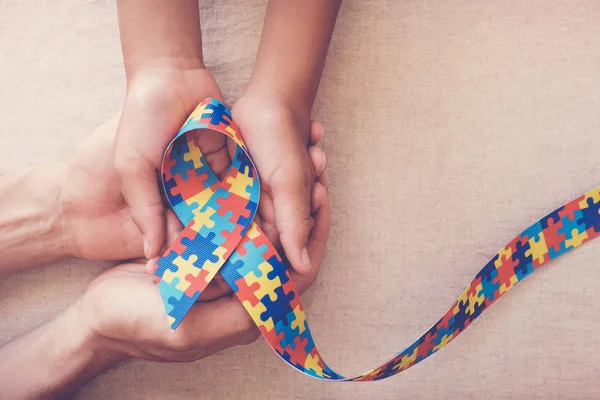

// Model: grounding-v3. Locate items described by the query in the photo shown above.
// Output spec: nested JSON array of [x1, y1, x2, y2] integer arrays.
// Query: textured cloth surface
[[1, 1, 600, 398]]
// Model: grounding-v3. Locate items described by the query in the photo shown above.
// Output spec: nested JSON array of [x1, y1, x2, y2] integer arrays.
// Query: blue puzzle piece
[[559, 210, 585, 244], [260, 286, 295, 327], [512, 239, 533, 279], [239, 201, 257, 235], [541, 207, 563, 229], [450, 297, 472, 333], [163, 176, 184, 206], [275, 315, 301, 350], [158, 276, 184, 315], [479, 268, 501, 302], [265, 255, 290, 285], [298, 320, 316, 354], [197, 208, 237, 246], [522, 221, 543, 241], [180, 234, 220, 266], [169, 140, 196, 181], [168, 291, 200, 330], [220, 259, 246, 292], [155, 250, 179, 278], [203, 100, 232, 126], [476, 254, 499, 283], [579, 197, 600, 233], [548, 241, 568, 259], [228, 241, 270, 278], [234, 148, 254, 177], [172, 201, 200, 227]]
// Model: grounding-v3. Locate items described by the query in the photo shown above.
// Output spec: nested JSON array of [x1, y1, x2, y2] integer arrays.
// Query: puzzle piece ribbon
[[155, 98, 600, 381]]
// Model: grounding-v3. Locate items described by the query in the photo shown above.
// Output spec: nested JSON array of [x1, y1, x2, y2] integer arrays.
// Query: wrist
[[0, 163, 73, 274], [54, 304, 127, 376], [0, 303, 126, 399], [67, 300, 130, 366], [39, 304, 126, 397], [124, 65, 221, 112], [125, 56, 206, 85], [242, 82, 312, 120]]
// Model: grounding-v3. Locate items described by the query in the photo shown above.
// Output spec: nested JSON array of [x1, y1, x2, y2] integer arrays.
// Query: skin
[[0, 1, 340, 396], [0, 113, 327, 295], [0, 190, 331, 399], [114, 0, 341, 276], [233, 0, 341, 273], [0, 116, 331, 398]]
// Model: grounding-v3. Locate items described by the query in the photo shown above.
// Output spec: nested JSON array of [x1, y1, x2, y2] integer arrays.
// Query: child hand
[[114, 67, 225, 259], [232, 87, 328, 274]]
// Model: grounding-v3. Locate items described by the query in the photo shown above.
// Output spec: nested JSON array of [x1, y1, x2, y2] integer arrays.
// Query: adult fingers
[[174, 296, 259, 352]]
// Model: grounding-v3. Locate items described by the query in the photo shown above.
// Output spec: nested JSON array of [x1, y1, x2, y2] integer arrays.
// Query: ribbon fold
[[154, 98, 600, 381]]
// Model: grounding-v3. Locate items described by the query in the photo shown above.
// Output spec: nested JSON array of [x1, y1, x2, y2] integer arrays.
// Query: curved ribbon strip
[[154, 98, 600, 381]]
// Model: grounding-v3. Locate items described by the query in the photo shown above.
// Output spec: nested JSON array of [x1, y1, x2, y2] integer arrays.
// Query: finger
[[308, 146, 327, 177], [273, 169, 314, 274], [197, 278, 233, 301], [118, 163, 166, 259], [115, 98, 186, 260], [311, 181, 327, 213], [176, 296, 259, 350], [309, 120, 324, 145], [165, 209, 184, 241], [291, 175, 331, 294], [256, 194, 281, 248], [145, 257, 160, 274], [191, 130, 232, 179]]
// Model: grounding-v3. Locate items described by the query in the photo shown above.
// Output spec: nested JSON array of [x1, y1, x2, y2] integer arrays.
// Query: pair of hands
[[113, 66, 327, 272], [58, 65, 330, 363]]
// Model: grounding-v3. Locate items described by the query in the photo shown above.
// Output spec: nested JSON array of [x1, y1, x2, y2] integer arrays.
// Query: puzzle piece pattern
[[155, 98, 600, 381], [154, 99, 259, 330]]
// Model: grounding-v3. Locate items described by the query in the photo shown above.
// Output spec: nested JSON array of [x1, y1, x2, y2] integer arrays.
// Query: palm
[[81, 263, 172, 343], [79, 262, 259, 363]]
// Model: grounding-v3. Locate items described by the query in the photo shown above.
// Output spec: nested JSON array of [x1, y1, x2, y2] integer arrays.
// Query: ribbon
[[154, 98, 600, 381]]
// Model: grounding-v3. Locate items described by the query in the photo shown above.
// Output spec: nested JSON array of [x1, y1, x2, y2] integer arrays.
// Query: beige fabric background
[[1, 0, 600, 398]]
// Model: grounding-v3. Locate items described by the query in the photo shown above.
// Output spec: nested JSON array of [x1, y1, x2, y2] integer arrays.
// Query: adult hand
[[77, 182, 331, 362]]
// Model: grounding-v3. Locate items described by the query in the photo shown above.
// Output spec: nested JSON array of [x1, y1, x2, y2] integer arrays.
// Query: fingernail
[[319, 152, 327, 173], [143, 237, 149, 258], [301, 247, 311, 270], [318, 195, 326, 208]]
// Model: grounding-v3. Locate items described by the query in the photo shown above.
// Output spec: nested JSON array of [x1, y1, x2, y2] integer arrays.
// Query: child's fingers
[[309, 120, 324, 145], [308, 146, 327, 177], [290, 178, 330, 294], [273, 169, 314, 274], [311, 181, 327, 213]]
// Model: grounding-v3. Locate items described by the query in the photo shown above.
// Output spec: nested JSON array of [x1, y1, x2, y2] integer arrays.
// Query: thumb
[[117, 153, 166, 260], [272, 168, 314, 273]]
